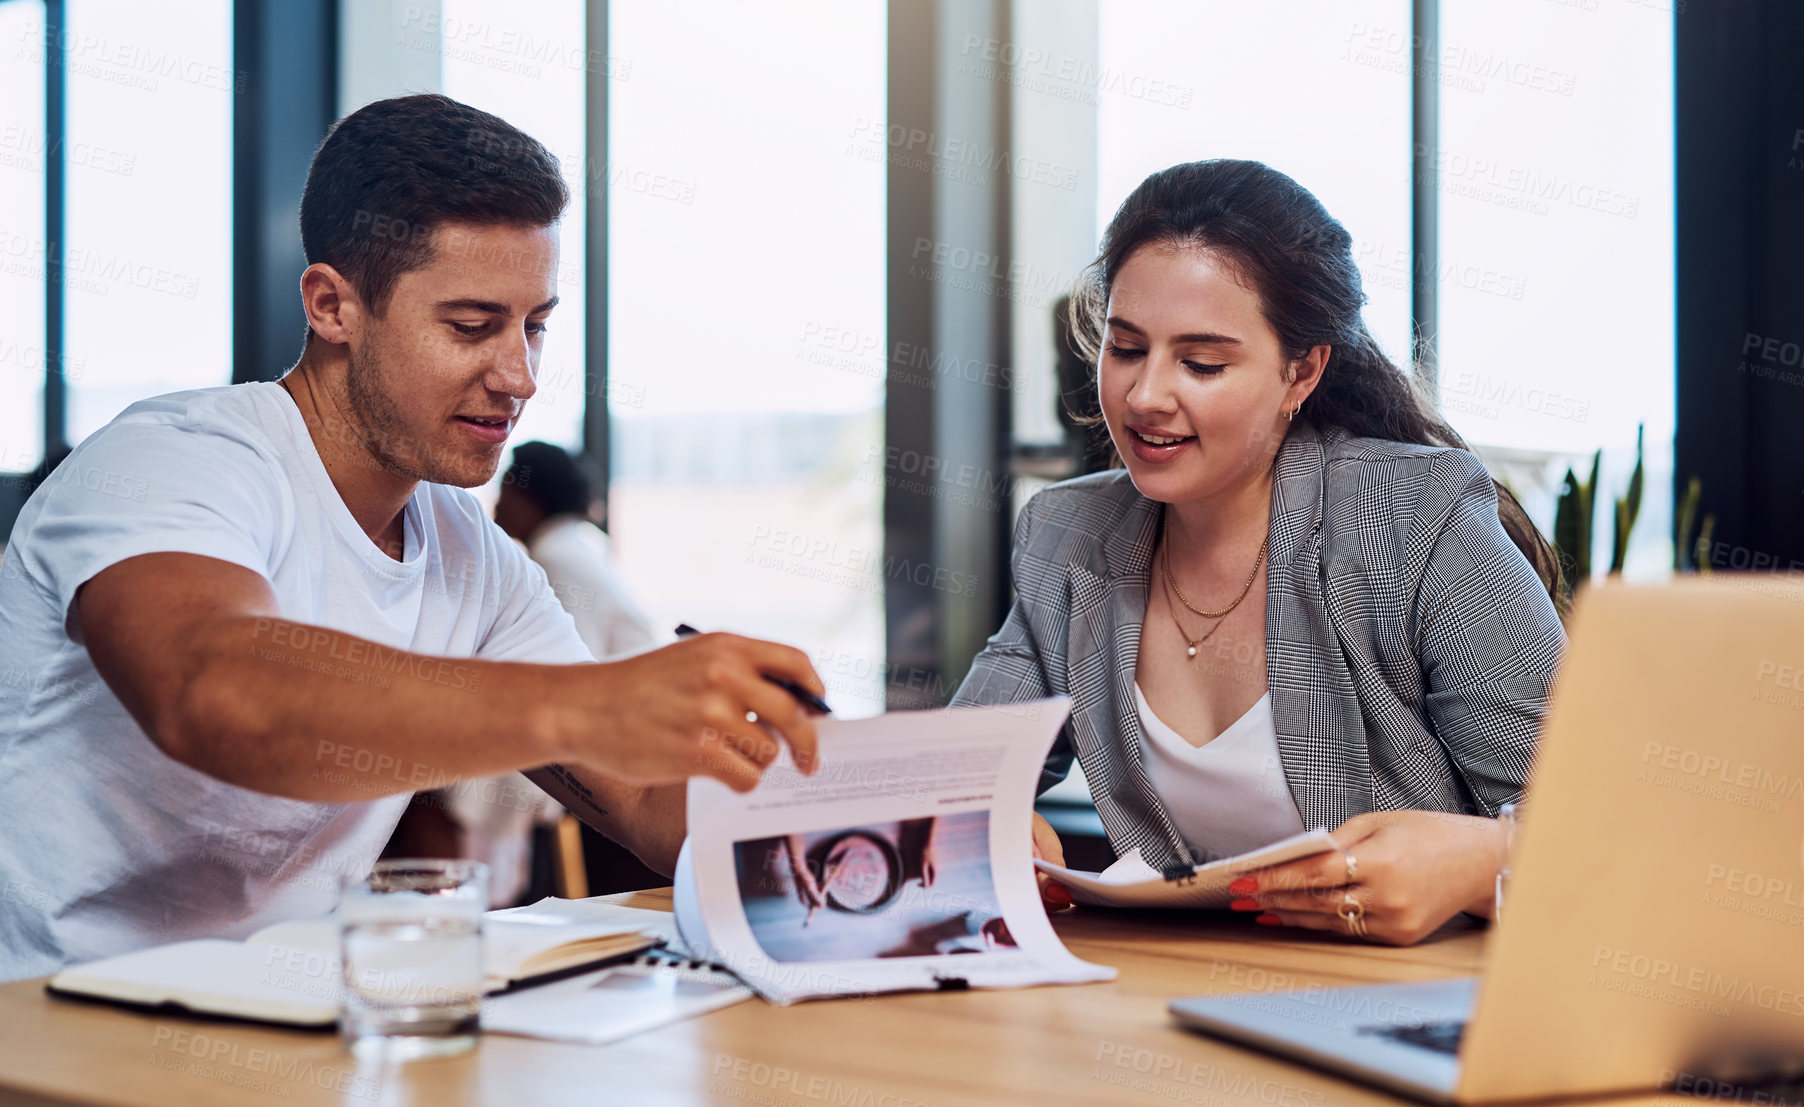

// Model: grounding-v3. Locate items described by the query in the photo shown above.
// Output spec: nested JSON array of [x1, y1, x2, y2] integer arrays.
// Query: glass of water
[[339, 859, 488, 1061]]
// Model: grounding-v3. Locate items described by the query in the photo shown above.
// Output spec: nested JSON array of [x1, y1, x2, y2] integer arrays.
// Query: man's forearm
[[525, 767, 686, 878], [167, 614, 577, 801]]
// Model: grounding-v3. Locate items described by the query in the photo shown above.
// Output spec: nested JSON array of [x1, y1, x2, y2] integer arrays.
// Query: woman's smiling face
[[1097, 244, 1321, 507]]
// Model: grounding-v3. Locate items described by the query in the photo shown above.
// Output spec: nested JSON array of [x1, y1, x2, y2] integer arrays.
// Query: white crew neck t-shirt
[[0, 382, 593, 981], [1133, 683, 1306, 862]]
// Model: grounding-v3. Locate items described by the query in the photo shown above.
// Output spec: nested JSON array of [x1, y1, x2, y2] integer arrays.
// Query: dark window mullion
[[43, 0, 66, 457], [1411, 0, 1439, 396]]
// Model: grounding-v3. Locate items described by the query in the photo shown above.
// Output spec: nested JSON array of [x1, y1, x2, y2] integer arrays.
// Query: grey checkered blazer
[[951, 421, 1565, 871]]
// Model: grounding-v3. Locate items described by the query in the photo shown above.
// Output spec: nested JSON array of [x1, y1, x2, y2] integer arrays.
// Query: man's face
[[346, 221, 560, 489]]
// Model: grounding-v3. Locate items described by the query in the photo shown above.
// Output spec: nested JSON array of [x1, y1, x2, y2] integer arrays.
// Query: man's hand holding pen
[[547, 631, 829, 793]]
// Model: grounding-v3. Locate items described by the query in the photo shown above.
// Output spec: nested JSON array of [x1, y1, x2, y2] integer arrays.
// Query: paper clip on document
[[1161, 862, 1199, 885]]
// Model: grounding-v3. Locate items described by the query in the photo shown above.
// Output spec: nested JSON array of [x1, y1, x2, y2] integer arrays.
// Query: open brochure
[[674, 696, 1116, 1006], [1034, 829, 1339, 908], [47, 897, 672, 1026]]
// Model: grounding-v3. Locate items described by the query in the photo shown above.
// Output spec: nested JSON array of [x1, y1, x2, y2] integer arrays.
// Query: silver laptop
[[1169, 579, 1804, 1103]]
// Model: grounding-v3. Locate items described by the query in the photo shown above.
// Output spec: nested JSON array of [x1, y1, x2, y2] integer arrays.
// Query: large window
[[1087, 1, 1675, 576], [608, 1, 888, 716], [1097, 0, 1417, 372], [0, 0, 46, 474], [1437, 0, 1674, 577], [440, 0, 588, 454], [0, 0, 1681, 603], [60, 0, 232, 444]]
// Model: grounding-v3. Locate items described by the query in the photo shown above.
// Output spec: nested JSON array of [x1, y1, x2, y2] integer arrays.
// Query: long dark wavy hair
[[1068, 159, 1563, 608]]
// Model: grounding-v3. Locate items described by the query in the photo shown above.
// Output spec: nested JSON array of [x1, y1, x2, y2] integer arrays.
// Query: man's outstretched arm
[[77, 552, 821, 820]]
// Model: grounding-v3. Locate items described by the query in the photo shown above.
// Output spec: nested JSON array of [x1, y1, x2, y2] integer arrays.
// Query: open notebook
[[47, 897, 675, 1027]]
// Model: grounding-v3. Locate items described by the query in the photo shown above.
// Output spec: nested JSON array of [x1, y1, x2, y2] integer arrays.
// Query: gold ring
[[1337, 890, 1368, 938], [1344, 852, 1359, 883]]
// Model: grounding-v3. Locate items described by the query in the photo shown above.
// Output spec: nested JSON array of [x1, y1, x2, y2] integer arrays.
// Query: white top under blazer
[[1132, 683, 1306, 862]]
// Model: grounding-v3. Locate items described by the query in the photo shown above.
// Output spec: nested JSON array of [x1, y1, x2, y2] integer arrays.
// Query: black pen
[[674, 624, 833, 715]]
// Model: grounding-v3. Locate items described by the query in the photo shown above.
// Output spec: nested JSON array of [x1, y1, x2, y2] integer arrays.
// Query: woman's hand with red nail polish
[[1228, 810, 1510, 945], [1031, 812, 1074, 912]]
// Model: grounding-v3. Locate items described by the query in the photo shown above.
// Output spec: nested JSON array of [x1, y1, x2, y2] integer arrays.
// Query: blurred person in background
[[494, 440, 658, 661], [415, 442, 662, 907]]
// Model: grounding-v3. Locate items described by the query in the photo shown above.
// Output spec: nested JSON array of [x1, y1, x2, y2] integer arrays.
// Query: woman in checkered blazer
[[952, 161, 1566, 946]]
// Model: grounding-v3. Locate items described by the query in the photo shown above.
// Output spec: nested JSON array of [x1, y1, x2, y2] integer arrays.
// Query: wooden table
[[0, 890, 1668, 1107]]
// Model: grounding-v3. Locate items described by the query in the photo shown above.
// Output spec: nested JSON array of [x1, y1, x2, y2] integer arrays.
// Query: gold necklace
[[1162, 530, 1268, 620], [1160, 556, 1229, 660]]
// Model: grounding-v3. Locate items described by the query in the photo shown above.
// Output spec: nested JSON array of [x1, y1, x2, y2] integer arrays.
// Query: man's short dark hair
[[503, 441, 595, 518], [299, 93, 568, 336]]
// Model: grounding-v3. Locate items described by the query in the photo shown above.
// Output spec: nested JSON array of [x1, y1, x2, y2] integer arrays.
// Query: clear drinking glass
[[339, 859, 488, 1061]]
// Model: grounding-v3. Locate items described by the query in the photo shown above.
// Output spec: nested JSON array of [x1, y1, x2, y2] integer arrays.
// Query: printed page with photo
[[677, 697, 1116, 1005]]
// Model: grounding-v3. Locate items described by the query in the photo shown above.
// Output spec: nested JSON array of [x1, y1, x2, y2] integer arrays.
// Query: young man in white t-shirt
[[0, 94, 821, 981]]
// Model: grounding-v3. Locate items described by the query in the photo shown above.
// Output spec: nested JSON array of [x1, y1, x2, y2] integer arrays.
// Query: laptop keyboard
[[1358, 1019, 1466, 1056]]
